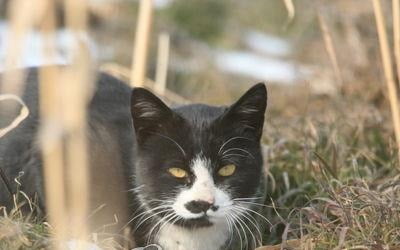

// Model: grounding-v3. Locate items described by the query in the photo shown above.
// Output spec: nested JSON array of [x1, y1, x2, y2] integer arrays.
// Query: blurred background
[[0, 0, 380, 100], [0, 0, 399, 248]]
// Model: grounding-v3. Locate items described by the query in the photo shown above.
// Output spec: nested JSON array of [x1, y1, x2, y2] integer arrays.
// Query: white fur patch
[[172, 156, 232, 219], [157, 220, 229, 250], [156, 155, 233, 250]]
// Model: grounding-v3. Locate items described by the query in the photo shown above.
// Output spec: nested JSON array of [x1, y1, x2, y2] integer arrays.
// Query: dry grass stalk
[[39, 66, 68, 250], [155, 33, 170, 96], [130, 0, 153, 87], [0, 0, 39, 110], [282, 0, 295, 22], [38, 0, 92, 248], [317, 11, 343, 89], [372, 0, 400, 165], [256, 238, 314, 250], [63, 0, 91, 247], [101, 63, 191, 104], [394, 0, 400, 87], [0, 94, 29, 138], [38, 1, 68, 249]]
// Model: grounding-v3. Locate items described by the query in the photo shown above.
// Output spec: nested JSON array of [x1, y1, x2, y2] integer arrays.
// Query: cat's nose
[[185, 200, 217, 214]]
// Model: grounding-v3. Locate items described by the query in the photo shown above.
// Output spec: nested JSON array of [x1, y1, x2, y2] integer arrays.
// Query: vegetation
[[165, 0, 228, 43], [263, 89, 400, 247], [1, 0, 400, 249]]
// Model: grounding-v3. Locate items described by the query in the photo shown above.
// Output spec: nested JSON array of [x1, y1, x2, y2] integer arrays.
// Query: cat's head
[[131, 84, 267, 228]]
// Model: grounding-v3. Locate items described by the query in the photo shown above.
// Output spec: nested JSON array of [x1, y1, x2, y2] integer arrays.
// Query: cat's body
[[0, 68, 268, 250]]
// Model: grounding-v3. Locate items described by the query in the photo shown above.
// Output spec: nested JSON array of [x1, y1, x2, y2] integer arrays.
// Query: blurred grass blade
[[0, 94, 29, 138], [317, 11, 343, 89], [372, 0, 400, 166], [282, 0, 295, 24], [313, 151, 337, 179], [64, 0, 92, 246], [155, 32, 170, 96], [394, 0, 400, 88], [131, 0, 153, 87]]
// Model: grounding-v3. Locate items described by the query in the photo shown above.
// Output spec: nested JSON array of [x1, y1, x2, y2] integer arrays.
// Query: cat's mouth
[[174, 214, 214, 228]]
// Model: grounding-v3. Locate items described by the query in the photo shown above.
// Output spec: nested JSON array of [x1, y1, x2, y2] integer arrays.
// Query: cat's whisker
[[230, 210, 250, 250], [217, 136, 253, 155], [134, 206, 174, 231], [131, 202, 171, 221], [231, 209, 253, 246], [222, 147, 255, 159], [147, 199, 174, 205], [233, 196, 263, 201], [231, 206, 263, 247], [234, 200, 276, 208], [135, 209, 171, 230], [221, 153, 248, 159], [233, 204, 272, 226], [127, 198, 170, 219], [224, 214, 235, 248], [129, 184, 145, 193], [232, 208, 258, 249], [226, 212, 243, 250], [148, 132, 186, 157], [120, 207, 152, 232], [146, 212, 177, 245], [153, 213, 181, 243]]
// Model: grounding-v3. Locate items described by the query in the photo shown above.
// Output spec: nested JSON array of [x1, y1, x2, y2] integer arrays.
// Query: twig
[[282, 0, 295, 24], [38, 1, 68, 248], [101, 63, 191, 104], [393, 0, 400, 87], [0, 94, 29, 138], [131, 0, 153, 87], [317, 11, 343, 89], [155, 33, 170, 96], [64, 0, 91, 246], [372, 0, 400, 166]]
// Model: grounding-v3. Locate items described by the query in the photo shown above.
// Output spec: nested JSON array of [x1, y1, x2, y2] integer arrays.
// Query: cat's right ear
[[131, 88, 175, 141]]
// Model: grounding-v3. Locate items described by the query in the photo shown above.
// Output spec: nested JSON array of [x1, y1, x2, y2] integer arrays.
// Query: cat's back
[[0, 68, 135, 227]]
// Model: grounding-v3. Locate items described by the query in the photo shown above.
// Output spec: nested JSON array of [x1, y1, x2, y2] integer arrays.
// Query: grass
[[0, 208, 50, 249], [261, 86, 400, 248], [0, 206, 126, 250], [1, 84, 399, 249]]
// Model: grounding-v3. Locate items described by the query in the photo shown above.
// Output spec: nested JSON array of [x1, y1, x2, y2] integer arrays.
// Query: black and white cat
[[0, 68, 268, 250]]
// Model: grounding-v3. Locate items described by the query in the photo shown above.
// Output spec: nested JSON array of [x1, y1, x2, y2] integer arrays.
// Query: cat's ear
[[131, 88, 175, 141], [221, 83, 267, 139]]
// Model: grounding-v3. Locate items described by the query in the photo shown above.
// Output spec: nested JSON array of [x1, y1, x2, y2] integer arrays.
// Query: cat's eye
[[168, 168, 188, 178], [218, 164, 236, 177]]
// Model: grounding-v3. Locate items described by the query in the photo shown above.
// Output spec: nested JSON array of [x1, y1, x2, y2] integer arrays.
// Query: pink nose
[[204, 197, 215, 204]]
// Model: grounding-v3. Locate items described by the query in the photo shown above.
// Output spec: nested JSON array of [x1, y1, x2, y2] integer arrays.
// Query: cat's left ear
[[221, 83, 267, 139]]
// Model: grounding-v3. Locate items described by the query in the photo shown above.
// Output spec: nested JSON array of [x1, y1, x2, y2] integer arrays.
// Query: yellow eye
[[168, 168, 188, 178], [218, 164, 236, 177]]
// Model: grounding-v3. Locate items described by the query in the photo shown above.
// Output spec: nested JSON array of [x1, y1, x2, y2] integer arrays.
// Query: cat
[[0, 67, 268, 250]]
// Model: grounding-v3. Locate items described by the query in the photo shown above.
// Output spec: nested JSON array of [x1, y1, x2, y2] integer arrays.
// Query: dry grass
[[260, 82, 400, 247], [0, 187, 124, 250], [301, 178, 400, 249], [372, 0, 400, 166], [0, 211, 51, 249]]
